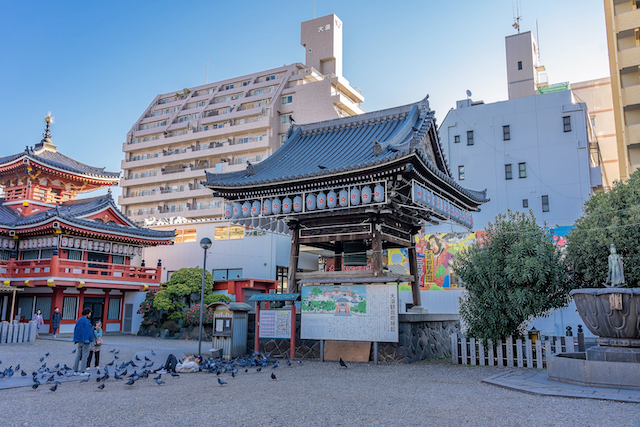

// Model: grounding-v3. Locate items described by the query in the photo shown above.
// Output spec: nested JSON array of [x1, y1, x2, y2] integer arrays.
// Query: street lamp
[[198, 237, 212, 356]]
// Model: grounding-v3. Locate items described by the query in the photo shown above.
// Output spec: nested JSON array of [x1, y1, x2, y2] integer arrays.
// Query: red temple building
[[0, 115, 174, 333]]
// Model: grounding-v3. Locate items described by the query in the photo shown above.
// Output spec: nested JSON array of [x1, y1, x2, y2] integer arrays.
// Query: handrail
[[5, 259, 161, 283]]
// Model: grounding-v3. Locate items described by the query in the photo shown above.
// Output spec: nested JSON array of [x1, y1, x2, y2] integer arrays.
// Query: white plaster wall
[[124, 291, 146, 335]]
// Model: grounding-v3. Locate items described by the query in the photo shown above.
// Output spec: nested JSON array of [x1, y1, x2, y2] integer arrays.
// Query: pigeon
[[272, 362, 279, 369], [97, 369, 101, 376], [110, 349, 116, 353], [256, 367, 262, 372], [32, 383, 39, 390], [114, 372, 123, 381], [114, 350, 119, 354], [271, 372, 277, 380], [126, 378, 135, 386], [151, 351, 156, 356], [286, 359, 291, 366], [21, 370, 26, 377], [155, 378, 165, 385], [244, 369, 248, 373], [128, 371, 137, 378], [144, 356, 151, 362], [50, 384, 58, 392], [15, 364, 20, 370], [217, 378, 227, 386], [39, 357, 44, 362], [129, 360, 137, 367], [114, 355, 119, 360], [97, 383, 105, 390], [339, 358, 348, 368], [45, 353, 50, 357], [147, 362, 154, 368], [107, 361, 114, 366], [153, 374, 161, 381], [170, 372, 179, 378], [54, 364, 59, 369], [80, 375, 91, 383], [72, 349, 76, 354], [297, 361, 302, 364]]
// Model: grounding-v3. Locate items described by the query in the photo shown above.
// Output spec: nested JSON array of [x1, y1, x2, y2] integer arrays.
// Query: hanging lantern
[[272, 198, 281, 215], [374, 184, 385, 202], [263, 199, 272, 215], [306, 193, 316, 210], [317, 192, 327, 209], [361, 186, 372, 204], [251, 201, 261, 216], [224, 204, 233, 219], [293, 196, 303, 212], [232, 203, 242, 218], [282, 197, 292, 214], [327, 191, 337, 208], [339, 189, 349, 207], [350, 188, 361, 205], [242, 202, 251, 217]]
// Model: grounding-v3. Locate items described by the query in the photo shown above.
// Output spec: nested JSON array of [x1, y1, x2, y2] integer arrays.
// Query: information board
[[259, 310, 292, 339], [300, 284, 398, 342]]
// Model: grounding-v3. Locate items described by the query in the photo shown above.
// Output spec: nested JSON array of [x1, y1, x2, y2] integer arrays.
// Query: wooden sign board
[[324, 340, 371, 363]]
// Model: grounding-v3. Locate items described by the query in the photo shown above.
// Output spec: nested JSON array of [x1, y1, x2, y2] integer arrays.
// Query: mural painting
[[301, 285, 367, 315]]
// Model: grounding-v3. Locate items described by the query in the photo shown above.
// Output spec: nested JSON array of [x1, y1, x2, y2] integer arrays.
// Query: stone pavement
[[483, 369, 640, 403]]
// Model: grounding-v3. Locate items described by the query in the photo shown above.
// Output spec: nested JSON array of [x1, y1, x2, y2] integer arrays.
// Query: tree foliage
[[152, 268, 214, 321], [455, 210, 572, 340], [565, 169, 640, 288]]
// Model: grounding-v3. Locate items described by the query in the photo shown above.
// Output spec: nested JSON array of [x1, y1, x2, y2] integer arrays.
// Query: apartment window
[[517, 61, 523, 70], [518, 162, 527, 178], [590, 116, 596, 127], [196, 101, 206, 107], [281, 114, 291, 125], [281, 95, 293, 105], [542, 195, 550, 212], [505, 164, 513, 180], [454, 135, 460, 144], [280, 134, 287, 145], [265, 75, 276, 81], [223, 84, 234, 90], [467, 130, 474, 146], [458, 165, 465, 180], [503, 125, 511, 141], [242, 80, 250, 86], [522, 199, 529, 208], [563, 116, 571, 132]]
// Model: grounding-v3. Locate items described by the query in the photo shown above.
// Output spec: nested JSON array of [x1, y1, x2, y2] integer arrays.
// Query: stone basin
[[570, 288, 640, 339]]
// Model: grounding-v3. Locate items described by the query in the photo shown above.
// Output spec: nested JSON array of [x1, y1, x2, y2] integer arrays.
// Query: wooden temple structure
[[0, 114, 175, 332], [204, 96, 488, 312]]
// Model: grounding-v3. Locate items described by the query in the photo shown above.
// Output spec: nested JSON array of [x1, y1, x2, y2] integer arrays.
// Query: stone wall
[[247, 313, 460, 363]]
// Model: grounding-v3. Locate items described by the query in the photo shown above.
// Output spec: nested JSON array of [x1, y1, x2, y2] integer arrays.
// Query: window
[[281, 114, 291, 125], [280, 134, 287, 145], [212, 268, 243, 280], [277, 266, 288, 294], [518, 162, 527, 178], [107, 298, 121, 320], [35, 296, 52, 320], [62, 296, 78, 320], [214, 225, 244, 240], [563, 116, 571, 132], [22, 250, 39, 260], [0, 250, 10, 261], [522, 199, 529, 208], [40, 249, 54, 259], [281, 95, 293, 105], [112, 255, 125, 265], [503, 125, 510, 141], [458, 165, 465, 180], [17, 297, 34, 320], [542, 195, 550, 212], [454, 135, 460, 144], [173, 228, 197, 243], [505, 164, 513, 180], [223, 84, 234, 90], [467, 130, 474, 146], [518, 61, 523, 70]]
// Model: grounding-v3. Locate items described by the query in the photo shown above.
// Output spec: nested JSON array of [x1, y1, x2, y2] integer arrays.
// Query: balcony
[[119, 187, 212, 206], [616, 8, 640, 33], [627, 123, 640, 145], [1, 258, 161, 285], [619, 45, 640, 70], [622, 84, 640, 107]]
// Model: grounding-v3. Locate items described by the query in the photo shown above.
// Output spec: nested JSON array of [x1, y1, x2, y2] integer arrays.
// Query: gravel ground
[[0, 335, 638, 427]]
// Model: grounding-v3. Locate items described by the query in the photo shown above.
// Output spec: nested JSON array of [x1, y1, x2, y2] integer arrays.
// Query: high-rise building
[[603, 0, 640, 180], [120, 14, 364, 224]]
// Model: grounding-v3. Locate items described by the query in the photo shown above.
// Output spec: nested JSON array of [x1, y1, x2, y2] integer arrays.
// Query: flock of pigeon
[[0, 348, 349, 392]]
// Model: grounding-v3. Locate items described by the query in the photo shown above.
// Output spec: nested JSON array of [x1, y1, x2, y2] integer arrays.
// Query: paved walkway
[[483, 370, 640, 403]]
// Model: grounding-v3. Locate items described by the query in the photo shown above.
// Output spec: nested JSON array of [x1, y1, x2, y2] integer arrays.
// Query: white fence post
[[516, 338, 524, 367], [506, 336, 514, 367], [496, 340, 503, 367], [535, 339, 543, 368], [461, 335, 468, 365], [470, 338, 477, 365], [565, 336, 575, 353], [525, 338, 533, 368], [487, 339, 494, 366], [478, 340, 485, 366], [451, 332, 459, 364]]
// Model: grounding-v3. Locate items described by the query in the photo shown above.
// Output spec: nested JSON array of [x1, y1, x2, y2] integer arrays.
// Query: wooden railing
[[1, 258, 161, 284], [451, 333, 576, 369]]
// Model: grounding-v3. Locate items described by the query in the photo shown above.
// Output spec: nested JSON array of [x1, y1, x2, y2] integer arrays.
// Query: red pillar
[[254, 302, 260, 354], [77, 288, 85, 319], [290, 304, 296, 361]]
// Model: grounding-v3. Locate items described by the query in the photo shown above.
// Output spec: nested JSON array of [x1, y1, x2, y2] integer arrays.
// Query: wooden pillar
[[372, 223, 383, 276], [290, 303, 296, 361], [408, 234, 423, 308], [9, 290, 16, 322], [334, 242, 343, 272], [254, 302, 261, 354], [288, 223, 300, 293]]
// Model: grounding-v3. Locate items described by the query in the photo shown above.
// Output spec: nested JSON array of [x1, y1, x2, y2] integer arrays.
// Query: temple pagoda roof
[[0, 146, 120, 180], [203, 96, 487, 204], [0, 192, 175, 242]]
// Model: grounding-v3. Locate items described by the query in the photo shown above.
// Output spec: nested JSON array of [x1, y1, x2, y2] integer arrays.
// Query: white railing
[[451, 333, 575, 369]]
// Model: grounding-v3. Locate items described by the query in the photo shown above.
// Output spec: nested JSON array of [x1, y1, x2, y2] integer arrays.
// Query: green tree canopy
[[455, 210, 572, 340], [153, 268, 214, 321], [565, 169, 640, 288]]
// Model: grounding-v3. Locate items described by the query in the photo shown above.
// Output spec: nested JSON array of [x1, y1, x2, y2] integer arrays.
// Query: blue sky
[[0, 1, 609, 201]]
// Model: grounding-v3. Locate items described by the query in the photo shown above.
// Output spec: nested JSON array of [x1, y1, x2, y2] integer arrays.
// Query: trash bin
[[206, 301, 252, 359]]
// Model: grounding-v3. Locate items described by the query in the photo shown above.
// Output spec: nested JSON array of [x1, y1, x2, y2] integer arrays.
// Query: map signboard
[[259, 310, 292, 339], [300, 284, 398, 342]]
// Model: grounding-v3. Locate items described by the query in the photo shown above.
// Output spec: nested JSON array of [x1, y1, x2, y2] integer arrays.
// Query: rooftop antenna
[[512, 1, 522, 33], [466, 90, 472, 101], [314, 0, 316, 18], [206, 56, 209, 84], [536, 19, 540, 62]]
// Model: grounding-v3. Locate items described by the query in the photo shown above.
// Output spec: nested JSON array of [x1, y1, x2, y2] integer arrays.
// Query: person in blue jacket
[[72, 308, 93, 375]]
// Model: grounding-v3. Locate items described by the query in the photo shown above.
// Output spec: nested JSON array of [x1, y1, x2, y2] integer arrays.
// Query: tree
[[152, 268, 214, 321], [565, 169, 640, 288], [454, 210, 572, 340]]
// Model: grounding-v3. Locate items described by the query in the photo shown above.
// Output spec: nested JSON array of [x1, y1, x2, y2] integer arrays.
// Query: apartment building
[[119, 14, 364, 224], [604, 0, 640, 180]]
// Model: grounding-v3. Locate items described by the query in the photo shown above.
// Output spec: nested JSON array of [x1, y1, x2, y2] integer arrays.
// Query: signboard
[[259, 310, 292, 339], [300, 284, 398, 342]]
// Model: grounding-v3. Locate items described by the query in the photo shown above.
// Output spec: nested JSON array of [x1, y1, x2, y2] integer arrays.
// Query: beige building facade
[[119, 14, 364, 223], [604, 0, 640, 180]]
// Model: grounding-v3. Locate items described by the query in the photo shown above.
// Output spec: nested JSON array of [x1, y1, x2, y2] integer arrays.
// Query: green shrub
[[160, 320, 180, 333]]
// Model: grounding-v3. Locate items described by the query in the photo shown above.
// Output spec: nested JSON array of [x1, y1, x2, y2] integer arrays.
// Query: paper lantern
[[282, 197, 292, 214], [374, 185, 384, 202], [327, 191, 337, 208], [306, 193, 316, 210], [293, 196, 303, 212], [317, 192, 327, 209]]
